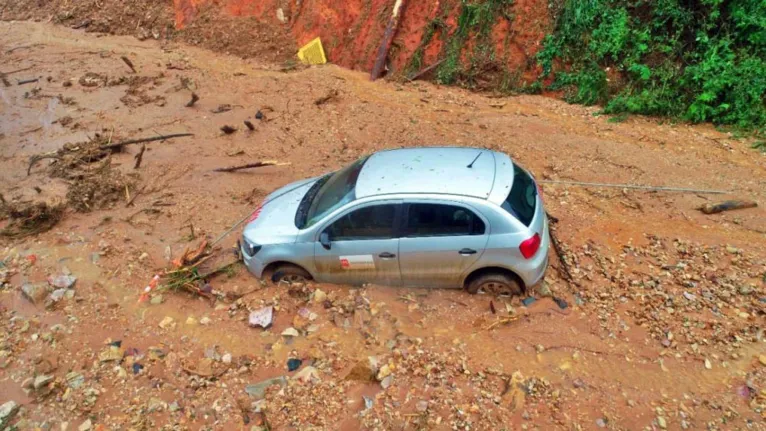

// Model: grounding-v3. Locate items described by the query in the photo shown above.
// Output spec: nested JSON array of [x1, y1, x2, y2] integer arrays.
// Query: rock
[[245, 376, 287, 399], [249, 306, 273, 329], [704, 358, 712, 369], [78, 418, 92, 431], [199, 316, 212, 325], [376, 364, 392, 381], [222, 353, 232, 364], [48, 274, 76, 289], [738, 285, 753, 295], [313, 289, 327, 303], [595, 418, 606, 428], [33, 374, 53, 389], [21, 282, 50, 304], [287, 358, 301, 371], [345, 358, 377, 382], [49, 289, 68, 302], [416, 400, 428, 412], [99, 345, 124, 362], [537, 282, 553, 297], [0, 401, 19, 427], [150, 294, 163, 305], [147, 397, 166, 413], [281, 327, 299, 337], [293, 365, 319, 382], [185, 316, 198, 325], [380, 375, 393, 389], [164, 245, 172, 261], [138, 252, 149, 262], [657, 416, 667, 429], [66, 372, 85, 389], [759, 355, 766, 366], [158, 316, 174, 329]]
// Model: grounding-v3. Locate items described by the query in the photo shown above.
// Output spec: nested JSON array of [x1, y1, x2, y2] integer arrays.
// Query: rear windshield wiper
[[295, 174, 330, 228]]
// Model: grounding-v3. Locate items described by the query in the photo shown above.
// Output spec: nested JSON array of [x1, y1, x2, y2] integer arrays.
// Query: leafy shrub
[[538, 0, 766, 134]]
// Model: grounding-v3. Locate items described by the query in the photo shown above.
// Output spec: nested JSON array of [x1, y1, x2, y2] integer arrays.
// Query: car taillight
[[519, 233, 541, 259], [247, 206, 263, 223]]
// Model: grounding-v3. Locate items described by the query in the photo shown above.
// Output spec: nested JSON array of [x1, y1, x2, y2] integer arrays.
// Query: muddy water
[[1, 21, 765, 430]]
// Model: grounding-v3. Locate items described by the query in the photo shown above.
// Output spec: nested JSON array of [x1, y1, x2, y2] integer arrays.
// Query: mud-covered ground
[[1, 21, 765, 431]]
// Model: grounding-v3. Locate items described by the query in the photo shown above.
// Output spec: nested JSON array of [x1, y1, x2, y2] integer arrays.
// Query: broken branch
[[697, 199, 757, 214], [120, 56, 137, 73], [314, 89, 339, 106], [213, 161, 289, 173], [99, 133, 194, 151], [133, 144, 146, 169]]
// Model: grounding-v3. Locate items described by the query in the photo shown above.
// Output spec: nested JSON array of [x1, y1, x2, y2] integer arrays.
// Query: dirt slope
[[1, 21, 765, 431]]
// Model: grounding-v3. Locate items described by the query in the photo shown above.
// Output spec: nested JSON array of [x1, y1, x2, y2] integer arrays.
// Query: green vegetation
[[537, 0, 766, 133], [435, 0, 514, 87]]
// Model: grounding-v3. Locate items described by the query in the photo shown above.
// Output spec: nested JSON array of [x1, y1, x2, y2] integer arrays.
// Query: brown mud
[[0, 21, 765, 431]]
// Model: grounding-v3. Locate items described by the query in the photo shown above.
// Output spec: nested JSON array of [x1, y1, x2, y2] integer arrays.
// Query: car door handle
[[379, 252, 396, 259], [458, 248, 477, 255]]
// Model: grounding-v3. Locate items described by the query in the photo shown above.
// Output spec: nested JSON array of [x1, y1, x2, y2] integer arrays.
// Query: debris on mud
[[213, 160, 287, 173], [698, 199, 758, 214], [220, 125, 237, 134], [186, 92, 199, 107], [0, 199, 65, 239], [314, 88, 339, 106]]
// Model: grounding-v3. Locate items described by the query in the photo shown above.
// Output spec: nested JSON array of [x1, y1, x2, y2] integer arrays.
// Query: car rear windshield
[[501, 163, 537, 226]]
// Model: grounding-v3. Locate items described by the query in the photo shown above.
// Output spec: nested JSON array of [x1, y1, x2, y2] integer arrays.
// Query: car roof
[[355, 147, 501, 200]]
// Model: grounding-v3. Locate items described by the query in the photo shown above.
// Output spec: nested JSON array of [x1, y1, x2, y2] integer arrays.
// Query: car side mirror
[[319, 232, 331, 250]]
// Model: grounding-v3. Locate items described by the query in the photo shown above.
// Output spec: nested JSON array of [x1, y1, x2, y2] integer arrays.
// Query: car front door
[[313, 202, 402, 286], [398, 202, 489, 288]]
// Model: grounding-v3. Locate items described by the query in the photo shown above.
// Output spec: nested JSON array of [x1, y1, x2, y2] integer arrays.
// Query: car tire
[[465, 272, 522, 296], [271, 264, 312, 285]]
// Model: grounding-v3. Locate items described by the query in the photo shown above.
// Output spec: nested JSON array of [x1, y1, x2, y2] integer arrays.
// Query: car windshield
[[501, 163, 537, 226], [304, 156, 369, 227]]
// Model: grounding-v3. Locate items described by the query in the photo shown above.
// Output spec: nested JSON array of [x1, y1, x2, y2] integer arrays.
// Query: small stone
[[150, 294, 164, 305], [185, 316, 198, 325], [313, 289, 327, 303], [0, 401, 19, 427], [21, 282, 51, 304], [683, 291, 696, 301], [249, 306, 274, 329], [33, 374, 54, 389], [294, 365, 319, 382], [704, 358, 712, 369], [595, 418, 606, 428], [222, 353, 232, 364], [158, 316, 174, 329], [416, 400, 428, 412], [199, 316, 211, 325], [48, 274, 77, 289], [138, 252, 149, 262], [147, 397, 166, 413], [377, 364, 392, 380], [245, 376, 287, 399], [78, 419, 92, 431], [657, 416, 667, 429], [99, 345, 124, 362], [537, 282, 553, 297], [281, 327, 299, 337], [738, 285, 753, 295], [66, 372, 85, 389], [380, 375, 393, 388], [164, 246, 172, 261], [759, 355, 766, 366]]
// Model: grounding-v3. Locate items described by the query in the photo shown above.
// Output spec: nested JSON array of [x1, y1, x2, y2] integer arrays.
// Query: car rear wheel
[[465, 272, 522, 296], [271, 264, 312, 285]]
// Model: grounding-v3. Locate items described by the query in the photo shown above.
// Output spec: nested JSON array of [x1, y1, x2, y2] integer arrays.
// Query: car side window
[[325, 204, 397, 240], [405, 204, 485, 237]]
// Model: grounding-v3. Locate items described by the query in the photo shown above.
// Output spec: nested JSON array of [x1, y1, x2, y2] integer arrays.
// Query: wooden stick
[[697, 200, 757, 214], [538, 180, 729, 195], [370, 0, 407, 81], [121, 56, 136, 73], [213, 161, 289, 173], [17, 78, 39, 85], [407, 58, 446, 81], [134, 144, 146, 169], [99, 133, 193, 151]]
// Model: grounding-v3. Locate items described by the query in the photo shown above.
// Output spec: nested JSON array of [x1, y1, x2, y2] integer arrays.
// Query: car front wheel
[[465, 272, 522, 296], [271, 264, 312, 285]]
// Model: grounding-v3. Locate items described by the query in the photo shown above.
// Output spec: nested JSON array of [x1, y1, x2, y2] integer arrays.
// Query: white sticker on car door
[[339, 255, 375, 270]]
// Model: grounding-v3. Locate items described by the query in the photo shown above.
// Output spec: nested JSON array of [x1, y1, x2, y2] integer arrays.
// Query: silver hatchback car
[[240, 147, 549, 295]]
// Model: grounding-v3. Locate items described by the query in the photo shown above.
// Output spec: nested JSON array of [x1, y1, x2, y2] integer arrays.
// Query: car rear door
[[313, 202, 402, 286], [398, 202, 489, 288]]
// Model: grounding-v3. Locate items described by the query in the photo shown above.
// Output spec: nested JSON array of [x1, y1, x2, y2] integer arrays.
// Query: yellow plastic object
[[297, 37, 327, 65]]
